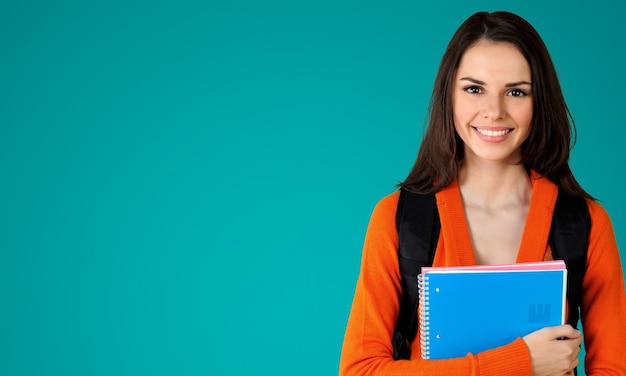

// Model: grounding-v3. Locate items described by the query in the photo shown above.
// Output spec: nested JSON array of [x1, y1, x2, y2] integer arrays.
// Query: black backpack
[[392, 188, 590, 361]]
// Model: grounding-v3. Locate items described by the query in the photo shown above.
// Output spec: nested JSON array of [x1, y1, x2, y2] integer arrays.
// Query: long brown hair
[[400, 11, 592, 200]]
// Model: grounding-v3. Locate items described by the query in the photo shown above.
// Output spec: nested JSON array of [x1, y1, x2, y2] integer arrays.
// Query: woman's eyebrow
[[459, 77, 532, 87], [459, 77, 485, 85], [505, 81, 532, 87]]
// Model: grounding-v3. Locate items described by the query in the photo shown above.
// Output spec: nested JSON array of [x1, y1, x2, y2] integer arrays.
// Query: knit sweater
[[339, 174, 626, 375]]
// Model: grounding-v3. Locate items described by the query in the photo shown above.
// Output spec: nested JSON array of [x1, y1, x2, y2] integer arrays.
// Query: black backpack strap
[[549, 190, 590, 329], [392, 189, 440, 360]]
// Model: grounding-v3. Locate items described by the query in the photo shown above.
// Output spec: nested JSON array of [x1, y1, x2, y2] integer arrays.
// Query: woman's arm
[[338, 193, 533, 376], [579, 201, 626, 375]]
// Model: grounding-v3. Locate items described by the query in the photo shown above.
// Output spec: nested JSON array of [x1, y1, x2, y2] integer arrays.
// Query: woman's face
[[452, 40, 533, 165]]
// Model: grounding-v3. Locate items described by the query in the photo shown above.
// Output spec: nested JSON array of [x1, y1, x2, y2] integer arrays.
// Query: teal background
[[2, 1, 624, 375]]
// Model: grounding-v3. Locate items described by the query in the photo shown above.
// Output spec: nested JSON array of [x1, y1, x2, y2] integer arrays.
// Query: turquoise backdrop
[[2, 1, 624, 375]]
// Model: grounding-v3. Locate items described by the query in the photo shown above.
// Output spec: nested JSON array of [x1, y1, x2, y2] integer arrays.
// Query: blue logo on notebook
[[528, 304, 551, 323]]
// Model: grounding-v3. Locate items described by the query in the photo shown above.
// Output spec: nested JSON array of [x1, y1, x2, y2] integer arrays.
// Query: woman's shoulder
[[586, 198, 614, 231], [371, 190, 401, 216], [365, 191, 401, 232]]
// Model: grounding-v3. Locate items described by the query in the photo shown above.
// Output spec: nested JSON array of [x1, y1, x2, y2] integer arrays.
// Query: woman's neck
[[457, 160, 532, 210]]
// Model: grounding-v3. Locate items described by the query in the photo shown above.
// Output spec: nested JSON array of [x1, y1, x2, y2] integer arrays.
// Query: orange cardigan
[[339, 175, 626, 375]]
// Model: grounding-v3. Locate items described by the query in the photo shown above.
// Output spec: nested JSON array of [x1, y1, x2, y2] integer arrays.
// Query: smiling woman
[[339, 11, 626, 376]]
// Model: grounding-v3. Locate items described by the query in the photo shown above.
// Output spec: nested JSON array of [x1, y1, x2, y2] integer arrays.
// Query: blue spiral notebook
[[418, 261, 567, 359]]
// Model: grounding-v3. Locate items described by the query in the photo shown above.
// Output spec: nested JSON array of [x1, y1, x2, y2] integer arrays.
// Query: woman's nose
[[481, 95, 505, 120]]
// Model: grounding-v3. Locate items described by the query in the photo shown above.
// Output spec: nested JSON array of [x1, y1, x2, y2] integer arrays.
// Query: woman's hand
[[522, 325, 582, 376]]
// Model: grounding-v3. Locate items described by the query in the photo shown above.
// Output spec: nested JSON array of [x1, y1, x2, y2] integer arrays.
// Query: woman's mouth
[[474, 127, 513, 137]]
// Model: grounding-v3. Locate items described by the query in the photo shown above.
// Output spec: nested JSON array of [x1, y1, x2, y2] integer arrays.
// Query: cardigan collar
[[434, 170, 559, 265]]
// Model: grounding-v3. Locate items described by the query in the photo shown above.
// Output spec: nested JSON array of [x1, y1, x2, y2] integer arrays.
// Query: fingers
[[540, 324, 581, 340], [565, 356, 580, 376]]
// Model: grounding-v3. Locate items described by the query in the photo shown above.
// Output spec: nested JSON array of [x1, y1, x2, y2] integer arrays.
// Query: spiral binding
[[418, 273, 431, 359]]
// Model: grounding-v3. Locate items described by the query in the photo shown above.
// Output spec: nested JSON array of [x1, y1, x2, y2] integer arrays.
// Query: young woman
[[339, 11, 626, 376]]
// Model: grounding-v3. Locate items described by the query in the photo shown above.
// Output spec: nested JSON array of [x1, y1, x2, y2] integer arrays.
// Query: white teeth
[[476, 128, 510, 137]]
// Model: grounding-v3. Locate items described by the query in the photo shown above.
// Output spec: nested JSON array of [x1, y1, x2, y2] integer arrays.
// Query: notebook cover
[[420, 266, 567, 359]]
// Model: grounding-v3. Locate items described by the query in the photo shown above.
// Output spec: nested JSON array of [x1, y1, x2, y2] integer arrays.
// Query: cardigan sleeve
[[338, 192, 533, 376], [580, 200, 626, 375]]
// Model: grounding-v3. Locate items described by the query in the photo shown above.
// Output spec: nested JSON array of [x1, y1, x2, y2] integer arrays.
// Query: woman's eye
[[465, 86, 482, 94], [508, 89, 526, 97]]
